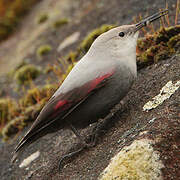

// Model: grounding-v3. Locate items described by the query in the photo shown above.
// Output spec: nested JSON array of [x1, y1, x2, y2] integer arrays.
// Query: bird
[[12, 9, 168, 167]]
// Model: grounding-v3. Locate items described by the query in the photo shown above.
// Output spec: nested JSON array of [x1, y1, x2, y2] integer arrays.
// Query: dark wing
[[12, 72, 114, 162]]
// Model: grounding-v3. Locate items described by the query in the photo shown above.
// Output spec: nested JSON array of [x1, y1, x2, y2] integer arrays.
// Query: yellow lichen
[[99, 139, 163, 180], [143, 81, 180, 111]]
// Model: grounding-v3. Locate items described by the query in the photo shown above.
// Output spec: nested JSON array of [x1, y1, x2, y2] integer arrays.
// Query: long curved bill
[[134, 9, 168, 32]]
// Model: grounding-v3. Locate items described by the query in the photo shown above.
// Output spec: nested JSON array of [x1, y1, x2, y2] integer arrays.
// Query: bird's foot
[[58, 145, 86, 173], [58, 120, 107, 173]]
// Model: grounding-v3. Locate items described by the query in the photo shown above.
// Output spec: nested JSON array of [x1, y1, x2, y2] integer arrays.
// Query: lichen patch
[[143, 80, 180, 111], [99, 139, 164, 180], [19, 151, 40, 168]]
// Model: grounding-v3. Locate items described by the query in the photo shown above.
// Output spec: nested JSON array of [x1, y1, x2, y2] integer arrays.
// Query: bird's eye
[[119, 32, 125, 37]]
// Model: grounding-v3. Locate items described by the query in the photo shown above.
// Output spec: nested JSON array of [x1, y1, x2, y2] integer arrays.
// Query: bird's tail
[[11, 127, 48, 163], [11, 117, 61, 163]]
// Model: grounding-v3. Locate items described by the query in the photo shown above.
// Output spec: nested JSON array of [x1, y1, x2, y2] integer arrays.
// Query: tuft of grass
[[53, 18, 69, 29], [14, 64, 41, 85], [37, 13, 48, 24], [37, 44, 52, 57], [79, 24, 116, 53]]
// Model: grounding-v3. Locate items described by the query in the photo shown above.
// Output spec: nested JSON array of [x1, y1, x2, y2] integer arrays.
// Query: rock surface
[[0, 0, 179, 180]]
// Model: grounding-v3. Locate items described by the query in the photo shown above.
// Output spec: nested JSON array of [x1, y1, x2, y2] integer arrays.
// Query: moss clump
[[137, 35, 154, 52], [141, 44, 173, 63], [37, 44, 52, 57], [14, 64, 41, 85], [20, 84, 57, 107], [1, 116, 26, 141], [53, 18, 69, 28], [79, 24, 116, 53], [37, 14, 48, 24], [20, 88, 41, 107], [137, 25, 180, 68], [155, 26, 180, 44], [0, 98, 19, 129], [1, 98, 48, 141], [167, 34, 180, 50]]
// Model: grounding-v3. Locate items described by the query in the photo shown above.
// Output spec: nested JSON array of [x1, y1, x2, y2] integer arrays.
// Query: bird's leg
[[58, 145, 85, 173], [59, 112, 117, 173], [58, 122, 95, 173]]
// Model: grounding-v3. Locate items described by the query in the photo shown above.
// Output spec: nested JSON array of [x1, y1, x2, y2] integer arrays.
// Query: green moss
[[14, 64, 41, 85], [79, 24, 116, 53], [37, 44, 52, 57], [0, 99, 11, 127], [167, 34, 180, 50], [20, 88, 40, 107], [137, 25, 180, 68], [20, 84, 57, 107], [0, 98, 19, 127], [37, 14, 48, 24], [60, 64, 75, 83], [53, 18, 69, 28], [137, 35, 154, 52], [1, 99, 48, 141], [155, 25, 180, 44], [1, 116, 26, 141]]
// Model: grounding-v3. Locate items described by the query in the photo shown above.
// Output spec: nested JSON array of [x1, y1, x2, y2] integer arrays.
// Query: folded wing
[[12, 72, 114, 162]]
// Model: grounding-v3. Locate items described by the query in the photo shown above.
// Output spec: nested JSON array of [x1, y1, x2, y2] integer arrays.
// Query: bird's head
[[89, 9, 168, 58]]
